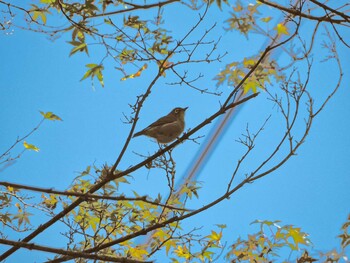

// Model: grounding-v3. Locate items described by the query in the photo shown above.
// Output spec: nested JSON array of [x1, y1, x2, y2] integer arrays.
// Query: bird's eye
[[175, 109, 179, 114]]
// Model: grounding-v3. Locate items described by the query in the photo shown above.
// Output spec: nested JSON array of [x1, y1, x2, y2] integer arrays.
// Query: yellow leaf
[[153, 229, 169, 242], [23, 141, 40, 152], [32, 10, 47, 24], [243, 58, 256, 68], [174, 245, 189, 258], [203, 251, 214, 260], [233, 3, 243, 12], [120, 64, 148, 81], [208, 230, 222, 241], [260, 16, 272, 23], [40, 0, 55, 3], [289, 228, 307, 248], [164, 240, 177, 255], [128, 247, 148, 260], [88, 217, 100, 232], [40, 111, 63, 121], [275, 23, 289, 35], [243, 81, 257, 94], [42, 194, 58, 209]]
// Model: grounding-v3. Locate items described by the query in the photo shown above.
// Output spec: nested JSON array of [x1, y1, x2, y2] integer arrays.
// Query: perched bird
[[133, 107, 188, 144]]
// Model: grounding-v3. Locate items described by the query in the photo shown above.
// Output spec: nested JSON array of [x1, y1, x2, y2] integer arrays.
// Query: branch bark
[[0, 238, 152, 263], [0, 181, 189, 211], [259, 0, 348, 24]]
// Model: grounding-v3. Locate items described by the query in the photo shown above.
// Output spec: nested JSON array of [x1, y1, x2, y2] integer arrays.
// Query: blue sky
[[0, 0, 349, 262]]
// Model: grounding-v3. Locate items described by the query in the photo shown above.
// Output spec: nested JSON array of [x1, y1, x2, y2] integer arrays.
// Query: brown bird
[[133, 107, 188, 143]]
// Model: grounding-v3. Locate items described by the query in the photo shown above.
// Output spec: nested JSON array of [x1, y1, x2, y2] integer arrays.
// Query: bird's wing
[[156, 121, 182, 135], [134, 114, 177, 136], [147, 115, 177, 128]]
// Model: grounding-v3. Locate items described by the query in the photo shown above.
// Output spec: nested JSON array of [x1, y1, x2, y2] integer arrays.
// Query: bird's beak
[[183, 107, 188, 111]]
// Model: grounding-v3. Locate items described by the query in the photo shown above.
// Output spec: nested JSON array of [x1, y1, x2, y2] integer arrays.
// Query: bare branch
[[259, 0, 348, 24], [87, 0, 180, 18]]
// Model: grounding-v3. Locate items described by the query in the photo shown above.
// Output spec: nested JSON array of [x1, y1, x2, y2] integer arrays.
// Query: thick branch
[[0, 238, 151, 263], [0, 181, 189, 211], [309, 0, 350, 22], [259, 0, 347, 24], [88, 0, 180, 18]]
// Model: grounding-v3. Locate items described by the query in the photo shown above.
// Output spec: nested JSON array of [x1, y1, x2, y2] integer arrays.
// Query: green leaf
[[81, 69, 93, 81], [69, 43, 87, 57], [80, 64, 104, 87], [96, 70, 104, 87], [86, 63, 98, 68], [33, 11, 47, 24], [30, 5, 48, 25], [23, 141, 40, 152], [88, 216, 100, 232], [13, 211, 33, 227], [81, 166, 91, 176]]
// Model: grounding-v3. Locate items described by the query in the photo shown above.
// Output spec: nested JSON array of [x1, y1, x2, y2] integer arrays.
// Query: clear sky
[[0, 0, 349, 262]]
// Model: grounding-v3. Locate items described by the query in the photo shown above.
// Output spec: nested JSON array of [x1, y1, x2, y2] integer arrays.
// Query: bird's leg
[[157, 142, 165, 153]]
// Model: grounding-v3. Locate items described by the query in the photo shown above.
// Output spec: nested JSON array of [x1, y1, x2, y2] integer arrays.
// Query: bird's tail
[[133, 131, 143, 138]]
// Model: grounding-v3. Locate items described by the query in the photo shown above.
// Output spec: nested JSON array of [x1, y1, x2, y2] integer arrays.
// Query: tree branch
[[87, 0, 180, 18], [0, 181, 190, 211], [0, 238, 151, 263], [309, 0, 350, 22], [259, 0, 348, 24]]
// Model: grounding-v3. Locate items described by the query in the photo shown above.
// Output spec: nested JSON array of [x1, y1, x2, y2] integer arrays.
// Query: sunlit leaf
[[69, 43, 88, 56], [88, 216, 100, 232], [275, 23, 289, 35], [121, 64, 148, 81], [128, 246, 148, 260], [31, 7, 48, 25], [81, 64, 104, 87], [40, 111, 62, 121], [289, 227, 308, 249], [42, 194, 58, 209], [174, 245, 191, 259], [260, 16, 272, 22], [243, 80, 258, 93], [23, 141, 40, 152], [208, 230, 222, 241], [165, 240, 177, 255]]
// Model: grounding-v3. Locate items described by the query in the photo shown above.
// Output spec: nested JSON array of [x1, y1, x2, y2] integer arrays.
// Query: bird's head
[[171, 107, 188, 121]]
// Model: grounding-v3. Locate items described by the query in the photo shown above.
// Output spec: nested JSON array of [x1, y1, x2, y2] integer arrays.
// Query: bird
[[133, 107, 188, 144]]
